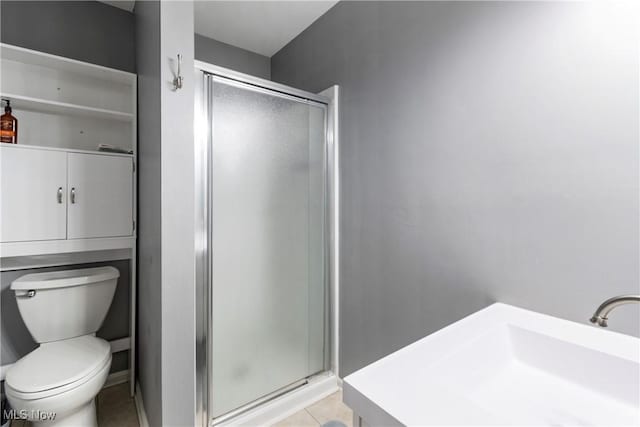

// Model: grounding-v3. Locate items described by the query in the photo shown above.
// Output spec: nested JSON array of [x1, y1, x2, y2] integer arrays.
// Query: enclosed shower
[[195, 63, 339, 426]]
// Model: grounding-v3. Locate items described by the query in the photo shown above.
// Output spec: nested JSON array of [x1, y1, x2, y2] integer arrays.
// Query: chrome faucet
[[590, 295, 640, 327]]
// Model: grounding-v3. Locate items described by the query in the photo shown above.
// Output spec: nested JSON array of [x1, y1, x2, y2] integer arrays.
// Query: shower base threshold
[[214, 372, 339, 427]]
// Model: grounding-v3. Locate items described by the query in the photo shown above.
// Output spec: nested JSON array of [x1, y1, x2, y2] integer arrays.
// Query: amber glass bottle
[[0, 99, 18, 144]]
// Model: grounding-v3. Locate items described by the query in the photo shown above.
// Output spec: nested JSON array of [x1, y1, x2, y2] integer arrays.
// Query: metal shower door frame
[[194, 61, 339, 427]]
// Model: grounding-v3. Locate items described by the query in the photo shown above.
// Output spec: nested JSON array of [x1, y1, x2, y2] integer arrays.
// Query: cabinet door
[[67, 153, 133, 239], [1, 147, 67, 242]]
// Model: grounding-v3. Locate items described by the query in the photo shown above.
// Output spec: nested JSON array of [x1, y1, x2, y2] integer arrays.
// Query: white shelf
[[2, 93, 134, 122], [1, 43, 135, 85], [0, 249, 133, 272], [0, 143, 133, 158], [0, 237, 136, 258]]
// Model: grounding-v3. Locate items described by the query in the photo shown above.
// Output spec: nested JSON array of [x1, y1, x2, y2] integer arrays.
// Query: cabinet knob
[[70, 187, 76, 204], [57, 187, 63, 204]]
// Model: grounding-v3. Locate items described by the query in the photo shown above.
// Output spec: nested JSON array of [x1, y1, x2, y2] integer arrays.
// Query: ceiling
[[194, 1, 338, 57], [98, 1, 337, 58], [99, 0, 135, 12]]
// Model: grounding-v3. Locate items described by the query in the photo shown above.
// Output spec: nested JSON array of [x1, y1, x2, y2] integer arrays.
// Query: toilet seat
[[5, 335, 111, 400]]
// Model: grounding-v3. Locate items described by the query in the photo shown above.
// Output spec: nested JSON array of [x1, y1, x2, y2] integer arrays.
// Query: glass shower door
[[208, 76, 327, 419]]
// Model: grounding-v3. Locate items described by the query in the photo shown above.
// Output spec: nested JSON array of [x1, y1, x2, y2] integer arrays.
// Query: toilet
[[5, 267, 119, 427]]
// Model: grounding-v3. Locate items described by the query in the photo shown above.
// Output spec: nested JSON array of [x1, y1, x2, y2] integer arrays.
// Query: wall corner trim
[[135, 381, 151, 427]]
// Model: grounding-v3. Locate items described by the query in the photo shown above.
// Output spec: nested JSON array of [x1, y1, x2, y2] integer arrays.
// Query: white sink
[[343, 303, 640, 426]]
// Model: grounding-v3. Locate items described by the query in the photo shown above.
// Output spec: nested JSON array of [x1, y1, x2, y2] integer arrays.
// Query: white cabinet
[[68, 153, 133, 239], [1, 145, 133, 245], [0, 45, 137, 258], [0, 147, 67, 242]]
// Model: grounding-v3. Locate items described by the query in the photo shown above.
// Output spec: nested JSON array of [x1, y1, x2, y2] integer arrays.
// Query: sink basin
[[343, 303, 640, 426]]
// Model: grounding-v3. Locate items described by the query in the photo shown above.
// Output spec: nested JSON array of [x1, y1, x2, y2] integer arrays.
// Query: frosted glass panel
[[210, 78, 326, 418]]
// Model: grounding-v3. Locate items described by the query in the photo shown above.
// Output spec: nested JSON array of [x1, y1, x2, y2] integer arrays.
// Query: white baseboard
[[135, 381, 150, 427], [103, 369, 129, 389], [218, 373, 339, 427]]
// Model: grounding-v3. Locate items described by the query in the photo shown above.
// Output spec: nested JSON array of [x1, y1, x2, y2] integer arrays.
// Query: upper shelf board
[[0, 43, 136, 85], [1, 93, 134, 122]]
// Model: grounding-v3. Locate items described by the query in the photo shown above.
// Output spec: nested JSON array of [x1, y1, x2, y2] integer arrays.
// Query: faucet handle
[[589, 315, 607, 327]]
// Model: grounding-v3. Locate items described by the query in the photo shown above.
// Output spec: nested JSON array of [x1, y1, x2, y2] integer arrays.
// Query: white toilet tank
[[11, 266, 119, 343]]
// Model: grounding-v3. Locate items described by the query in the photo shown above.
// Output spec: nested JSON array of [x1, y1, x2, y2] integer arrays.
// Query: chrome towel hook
[[173, 54, 184, 90]]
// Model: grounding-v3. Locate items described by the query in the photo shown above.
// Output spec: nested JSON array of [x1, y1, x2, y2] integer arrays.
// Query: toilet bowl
[[5, 267, 119, 427], [5, 336, 112, 426]]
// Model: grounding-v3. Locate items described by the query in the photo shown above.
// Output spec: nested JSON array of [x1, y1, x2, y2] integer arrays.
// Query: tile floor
[[272, 390, 354, 427], [8, 382, 139, 427], [96, 382, 139, 427], [9, 385, 350, 427]]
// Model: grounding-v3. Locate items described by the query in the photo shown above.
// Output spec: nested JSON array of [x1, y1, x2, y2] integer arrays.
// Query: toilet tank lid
[[11, 266, 120, 291]]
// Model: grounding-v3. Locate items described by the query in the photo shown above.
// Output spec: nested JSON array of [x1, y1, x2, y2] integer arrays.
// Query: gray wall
[[195, 33, 270, 79], [136, 2, 196, 425], [272, 1, 640, 376], [159, 2, 196, 425], [1, 260, 131, 373], [135, 1, 163, 426], [0, 0, 135, 73]]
